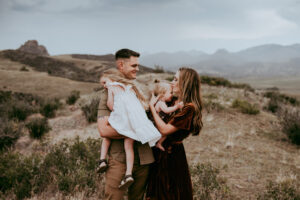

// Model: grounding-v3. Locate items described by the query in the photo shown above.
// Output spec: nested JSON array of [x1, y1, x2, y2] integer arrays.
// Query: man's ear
[[116, 60, 123, 70]]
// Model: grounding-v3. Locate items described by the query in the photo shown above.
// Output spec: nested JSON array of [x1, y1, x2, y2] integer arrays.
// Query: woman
[[146, 67, 203, 200]]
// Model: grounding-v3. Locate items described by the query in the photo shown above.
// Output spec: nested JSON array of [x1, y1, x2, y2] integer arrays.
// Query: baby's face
[[99, 76, 112, 87]]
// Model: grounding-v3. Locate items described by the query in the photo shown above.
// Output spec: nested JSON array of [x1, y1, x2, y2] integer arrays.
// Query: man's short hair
[[115, 49, 140, 60]]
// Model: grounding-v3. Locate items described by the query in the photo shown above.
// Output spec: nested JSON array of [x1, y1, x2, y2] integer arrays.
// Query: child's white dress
[[107, 82, 161, 147]]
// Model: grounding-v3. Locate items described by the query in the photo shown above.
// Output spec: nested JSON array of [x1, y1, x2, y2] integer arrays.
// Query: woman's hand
[[149, 93, 159, 108]]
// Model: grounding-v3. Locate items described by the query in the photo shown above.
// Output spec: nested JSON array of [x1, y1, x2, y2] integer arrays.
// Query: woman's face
[[171, 71, 180, 96]]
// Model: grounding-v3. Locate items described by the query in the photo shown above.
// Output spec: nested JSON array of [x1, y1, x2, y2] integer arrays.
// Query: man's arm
[[97, 89, 125, 139], [98, 117, 125, 139]]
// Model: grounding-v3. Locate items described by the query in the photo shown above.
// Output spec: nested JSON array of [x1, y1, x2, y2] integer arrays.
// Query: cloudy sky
[[0, 0, 300, 55]]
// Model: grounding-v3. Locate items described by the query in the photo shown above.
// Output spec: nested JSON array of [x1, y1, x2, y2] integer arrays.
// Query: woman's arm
[[149, 94, 178, 136], [97, 116, 125, 139]]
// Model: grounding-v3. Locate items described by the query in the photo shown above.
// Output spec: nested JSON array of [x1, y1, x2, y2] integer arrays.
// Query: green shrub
[[66, 90, 80, 105], [8, 101, 34, 121], [38, 138, 102, 195], [257, 181, 300, 200], [281, 108, 300, 145], [20, 66, 29, 71], [81, 98, 99, 123], [204, 100, 224, 113], [201, 75, 254, 91], [153, 65, 165, 73], [165, 76, 174, 82], [264, 92, 299, 110], [26, 117, 50, 139], [0, 90, 12, 103], [232, 99, 260, 115], [0, 138, 104, 199], [0, 119, 22, 151], [0, 152, 41, 199], [191, 163, 234, 200], [40, 98, 61, 118]]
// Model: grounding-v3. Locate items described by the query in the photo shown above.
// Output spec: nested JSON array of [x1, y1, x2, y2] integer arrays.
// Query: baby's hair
[[153, 81, 171, 99], [101, 68, 146, 104]]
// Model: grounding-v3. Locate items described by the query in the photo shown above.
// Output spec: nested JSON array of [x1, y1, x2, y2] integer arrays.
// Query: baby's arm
[[159, 101, 181, 114]]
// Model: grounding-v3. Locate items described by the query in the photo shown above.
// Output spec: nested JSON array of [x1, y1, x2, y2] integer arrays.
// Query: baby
[[97, 69, 161, 189], [153, 81, 183, 151]]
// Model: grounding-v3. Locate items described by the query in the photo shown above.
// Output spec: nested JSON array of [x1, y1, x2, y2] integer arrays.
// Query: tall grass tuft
[[81, 98, 99, 123], [191, 163, 234, 200], [280, 108, 300, 145], [232, 99, 260, 115]]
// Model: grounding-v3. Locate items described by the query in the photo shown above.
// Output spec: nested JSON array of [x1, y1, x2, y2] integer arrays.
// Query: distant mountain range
[[140, 44, 300, 78]]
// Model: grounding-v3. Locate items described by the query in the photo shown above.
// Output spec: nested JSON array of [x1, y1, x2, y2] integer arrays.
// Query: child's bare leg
[[100, 138, 111, 160], [124, 138, 134, 175], [156, 136, 166, 151], [97, 137, 110, 171]]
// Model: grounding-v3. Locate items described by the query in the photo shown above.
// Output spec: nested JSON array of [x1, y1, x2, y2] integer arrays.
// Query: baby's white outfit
[[107, 82, 161, 147]]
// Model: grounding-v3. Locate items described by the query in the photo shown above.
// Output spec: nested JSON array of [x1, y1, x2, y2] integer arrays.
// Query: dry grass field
[[232, 76, 300, 99], [1, 53, 299, 199], [0, 58, 99, 99], [10, 76, 299, 199]]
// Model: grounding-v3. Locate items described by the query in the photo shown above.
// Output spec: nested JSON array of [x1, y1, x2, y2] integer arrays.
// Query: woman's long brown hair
[[178, 67, 203, 135]]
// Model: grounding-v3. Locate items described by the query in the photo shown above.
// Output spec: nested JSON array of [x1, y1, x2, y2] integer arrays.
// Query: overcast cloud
[[0, 0, 300, 55]]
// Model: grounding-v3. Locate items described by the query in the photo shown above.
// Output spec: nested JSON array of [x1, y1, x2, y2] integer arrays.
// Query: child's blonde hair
[[152, 80, 171, 100], [101, 68, 147, 107]]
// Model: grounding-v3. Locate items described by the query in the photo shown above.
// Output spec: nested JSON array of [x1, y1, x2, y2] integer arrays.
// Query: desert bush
[[66, 90, 80, 105], [0, 90, 12, 103], [0, 138, 104, 199], [153, 65, 165, 73], [1, 90, 42, 121], [81, 98, 99, 123], [204, 100, 224, 113], [232, 99, 260, 115], [257, 180, 300, 200], [201, 75, 254, 91], [0, 119, 22, 151], [0, 152, 41, 200], [25, 117, 50, 139], [8, 101, 34, 121], [40, 98, 61, 118], [20, 66, 28, 71], [191, 163, 234, 200], [280, 108, 300, 145], [264, 92, 299, 112]]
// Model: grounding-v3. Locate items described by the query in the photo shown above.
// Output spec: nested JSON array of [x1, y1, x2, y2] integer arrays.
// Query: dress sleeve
[[168, 104, 195, 130]]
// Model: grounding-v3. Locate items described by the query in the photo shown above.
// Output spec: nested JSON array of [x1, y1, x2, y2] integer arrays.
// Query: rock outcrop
[[18, 40, 49, 56]]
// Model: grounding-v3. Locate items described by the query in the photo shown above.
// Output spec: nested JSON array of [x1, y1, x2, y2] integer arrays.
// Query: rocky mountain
[[18, 40, 49, 56], [0, 41, 157, 84]]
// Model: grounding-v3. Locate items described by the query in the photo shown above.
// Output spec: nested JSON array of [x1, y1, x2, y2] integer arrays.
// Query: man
[[97, 49, 154, 200]]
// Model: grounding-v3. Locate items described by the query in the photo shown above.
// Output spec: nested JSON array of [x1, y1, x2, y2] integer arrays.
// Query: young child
[[153, 81, 183, 151], [97, 69, 161, 189]]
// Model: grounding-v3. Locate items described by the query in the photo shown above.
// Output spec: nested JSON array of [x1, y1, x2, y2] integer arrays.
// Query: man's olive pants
[[104, 158, 150, 200]]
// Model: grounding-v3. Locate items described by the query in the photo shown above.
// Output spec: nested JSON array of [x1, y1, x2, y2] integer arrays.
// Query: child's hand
[[156, 142, 165, 151], [177, 101, 184, 109]]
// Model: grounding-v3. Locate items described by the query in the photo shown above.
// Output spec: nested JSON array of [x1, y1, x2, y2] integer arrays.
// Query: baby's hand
[[156, 142, 165, 151], [177, 101, 184, 109]]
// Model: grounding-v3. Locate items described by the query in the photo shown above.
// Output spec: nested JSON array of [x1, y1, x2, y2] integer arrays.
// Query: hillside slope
[[11, 74, 300, 199]]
